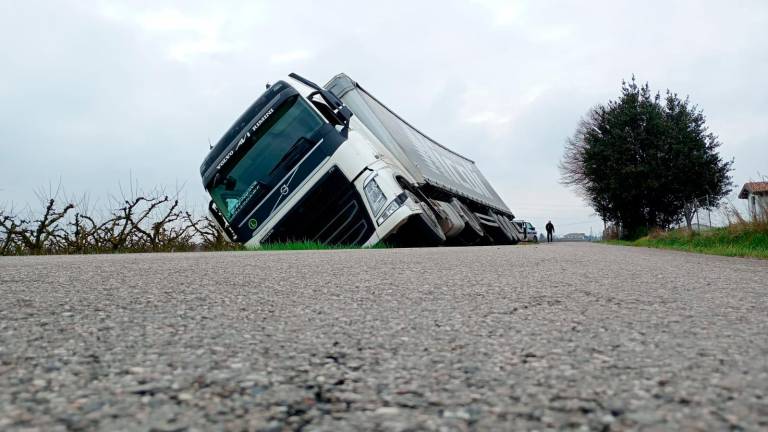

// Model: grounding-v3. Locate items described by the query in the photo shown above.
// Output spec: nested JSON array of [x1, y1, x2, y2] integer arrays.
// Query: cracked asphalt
[[1, 243, 767, 431]]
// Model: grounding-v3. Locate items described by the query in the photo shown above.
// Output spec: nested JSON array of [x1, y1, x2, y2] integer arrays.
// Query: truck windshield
[[208, 96, 324, 221]]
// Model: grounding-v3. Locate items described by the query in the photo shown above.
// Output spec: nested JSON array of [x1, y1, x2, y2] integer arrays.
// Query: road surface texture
[[1, 243, 767, 431]]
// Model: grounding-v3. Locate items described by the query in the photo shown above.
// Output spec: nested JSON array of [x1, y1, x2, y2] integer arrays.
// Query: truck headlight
[[376, 192, 409, 225], [364, 179, 387, 216]]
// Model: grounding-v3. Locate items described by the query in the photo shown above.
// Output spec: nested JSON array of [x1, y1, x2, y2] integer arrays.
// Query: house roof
[[738, 181, 768, 199]]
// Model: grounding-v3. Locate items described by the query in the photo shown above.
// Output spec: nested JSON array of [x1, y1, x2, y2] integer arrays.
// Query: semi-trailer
[[199, 73, 520, 247]]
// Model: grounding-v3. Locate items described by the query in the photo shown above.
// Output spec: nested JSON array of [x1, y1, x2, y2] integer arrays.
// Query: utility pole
[[707, 195, 712, 228], [696, 208, 700, 231]]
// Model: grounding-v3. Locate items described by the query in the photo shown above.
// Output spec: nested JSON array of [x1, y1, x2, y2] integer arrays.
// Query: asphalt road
[[1, 243, 767, 431]]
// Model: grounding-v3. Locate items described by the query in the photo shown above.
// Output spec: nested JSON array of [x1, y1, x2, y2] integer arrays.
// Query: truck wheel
[[385, 192, 445, 247], [450, 198, 486, 245], [413, 199, 446, 246], [488, 212, 518, 245], [498, 214, 521, 245]]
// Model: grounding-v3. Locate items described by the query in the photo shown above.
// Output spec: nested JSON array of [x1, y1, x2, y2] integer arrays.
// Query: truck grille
[[261, 167, 375, 245]]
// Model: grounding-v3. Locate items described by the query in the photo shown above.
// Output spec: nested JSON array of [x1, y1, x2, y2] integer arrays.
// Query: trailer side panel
[[326, 74, 511, 214]]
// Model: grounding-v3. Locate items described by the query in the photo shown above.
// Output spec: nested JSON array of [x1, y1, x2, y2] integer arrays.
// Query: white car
[[512, 220, 538, 242]]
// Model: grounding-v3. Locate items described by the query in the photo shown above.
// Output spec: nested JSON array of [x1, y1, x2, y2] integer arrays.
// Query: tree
[[662, 92, 733, 230], [560, 77, 733, 239]]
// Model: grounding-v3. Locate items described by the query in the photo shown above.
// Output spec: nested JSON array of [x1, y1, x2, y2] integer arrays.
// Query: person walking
[[545, 220, 555, 243]]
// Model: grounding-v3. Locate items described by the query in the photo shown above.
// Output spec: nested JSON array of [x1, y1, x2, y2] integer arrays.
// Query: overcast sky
[[2, 0, 766, 236]]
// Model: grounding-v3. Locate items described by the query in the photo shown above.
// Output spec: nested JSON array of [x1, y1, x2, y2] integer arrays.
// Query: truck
[[199, 73, 520, 248]]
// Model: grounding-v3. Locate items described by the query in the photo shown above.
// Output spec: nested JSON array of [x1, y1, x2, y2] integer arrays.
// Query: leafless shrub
[[0, 208, 23, 255], [722, 201, 748, 227], [63, 211, 100, 254], [1, 184, 76, 254], [0, 182, 237, 256], [183, 212, 235, 251], [719, 198, 767, 236]]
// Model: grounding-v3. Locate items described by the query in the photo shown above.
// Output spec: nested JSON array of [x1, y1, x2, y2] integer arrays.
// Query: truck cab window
[[207, 96, 324, 221]]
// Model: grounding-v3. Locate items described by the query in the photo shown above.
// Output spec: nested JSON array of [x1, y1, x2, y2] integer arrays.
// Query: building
[[738, 182, 768, 218], [562, 233, 587, 241]]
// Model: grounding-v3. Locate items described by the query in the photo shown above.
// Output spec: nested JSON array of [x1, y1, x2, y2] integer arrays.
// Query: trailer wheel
[[490, 212, 519, 245], [413, 198, 446, 246], [450, 198, 486, 244]]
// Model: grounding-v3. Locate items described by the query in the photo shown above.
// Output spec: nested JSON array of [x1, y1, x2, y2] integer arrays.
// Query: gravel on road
[[1, 243, 767, 431]]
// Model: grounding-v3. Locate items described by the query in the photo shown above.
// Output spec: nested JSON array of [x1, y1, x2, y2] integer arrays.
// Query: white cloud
[[269, 50, 314, 65], [97, 6, 236, 61], [138, 9, 232, 61], [137, 9, 207, 32], [465, 111, 512, 125], [533, 26, 573, 42], [521, 85, 549, 105], [470, 0, 526, 26]]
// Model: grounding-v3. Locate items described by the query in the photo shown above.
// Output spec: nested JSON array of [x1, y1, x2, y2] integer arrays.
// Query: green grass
[[606, 225, 768, 259], [247, 240, 389, 252]]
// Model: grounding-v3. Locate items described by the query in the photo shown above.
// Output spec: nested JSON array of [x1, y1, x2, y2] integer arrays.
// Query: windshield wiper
[[269, 137, 315, 176]]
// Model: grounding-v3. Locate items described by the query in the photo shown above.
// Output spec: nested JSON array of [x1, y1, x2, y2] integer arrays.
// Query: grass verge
[[247, 240, 388, 252], [606, 225, 768, 259]]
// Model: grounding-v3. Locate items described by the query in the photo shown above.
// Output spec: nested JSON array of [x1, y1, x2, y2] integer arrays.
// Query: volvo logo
[[280, 185, 290, 195]]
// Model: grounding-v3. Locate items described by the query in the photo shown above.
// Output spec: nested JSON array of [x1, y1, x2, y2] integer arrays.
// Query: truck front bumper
[[354, 163, 423, 246]]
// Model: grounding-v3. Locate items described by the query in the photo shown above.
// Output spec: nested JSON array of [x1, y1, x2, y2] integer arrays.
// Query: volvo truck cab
[[200, 76, 427, 247]]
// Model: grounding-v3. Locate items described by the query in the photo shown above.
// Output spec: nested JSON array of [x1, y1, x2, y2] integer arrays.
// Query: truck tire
[[416, 200, 447, 246], [494, 213, 520, 245], [474, 211, 504, 245], [384, 191, 445, 247], [482, 212, 515, 245], [449, 198, 486, 245], [434, 200, 465, 238]]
